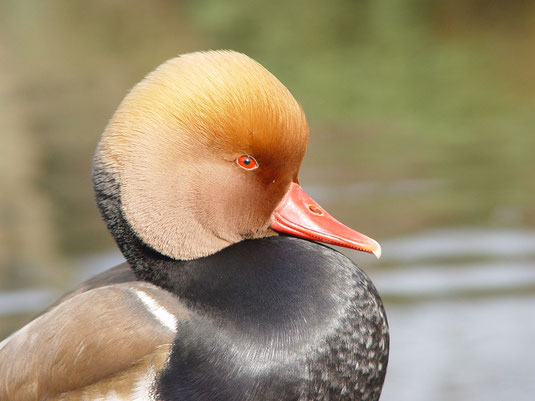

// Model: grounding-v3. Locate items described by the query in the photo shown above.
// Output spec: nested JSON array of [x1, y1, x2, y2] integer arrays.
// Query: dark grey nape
[[92, 159, 389, 401]]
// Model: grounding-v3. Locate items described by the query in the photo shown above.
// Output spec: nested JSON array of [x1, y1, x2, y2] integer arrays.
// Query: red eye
[[236, 155, 258, 170]]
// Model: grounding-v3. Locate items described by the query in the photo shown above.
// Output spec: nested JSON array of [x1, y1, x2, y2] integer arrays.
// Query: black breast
[[155, 236, 389, 401]]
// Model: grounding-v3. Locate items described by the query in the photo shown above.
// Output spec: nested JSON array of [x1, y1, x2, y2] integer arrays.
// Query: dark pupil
[[242, 157, 251, 165]]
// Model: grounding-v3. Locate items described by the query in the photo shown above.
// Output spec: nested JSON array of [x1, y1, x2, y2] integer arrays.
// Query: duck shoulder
[[0, 268, 187, 400]]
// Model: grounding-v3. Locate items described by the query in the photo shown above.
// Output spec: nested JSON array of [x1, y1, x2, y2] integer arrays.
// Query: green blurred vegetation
[[0, 0, 534, 288]]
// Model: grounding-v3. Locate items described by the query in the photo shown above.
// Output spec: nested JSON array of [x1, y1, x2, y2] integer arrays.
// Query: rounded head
[[95, 51, 309, 260]]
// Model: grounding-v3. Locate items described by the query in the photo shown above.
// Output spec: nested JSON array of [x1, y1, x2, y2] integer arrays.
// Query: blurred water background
[[0, 1, 534, 400]]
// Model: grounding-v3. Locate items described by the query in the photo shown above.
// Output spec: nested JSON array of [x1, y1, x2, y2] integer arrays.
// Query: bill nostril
[[308, 204, 324, 216]]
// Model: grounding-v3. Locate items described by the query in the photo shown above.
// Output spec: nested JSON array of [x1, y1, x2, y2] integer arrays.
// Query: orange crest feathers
[[101, 50, 309, 168]]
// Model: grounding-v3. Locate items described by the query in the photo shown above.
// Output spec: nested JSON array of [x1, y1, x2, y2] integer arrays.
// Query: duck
[[0, 50, 389, 401]]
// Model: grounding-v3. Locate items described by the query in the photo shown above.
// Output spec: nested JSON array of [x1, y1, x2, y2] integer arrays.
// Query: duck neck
[[93, 160, 180, 283]]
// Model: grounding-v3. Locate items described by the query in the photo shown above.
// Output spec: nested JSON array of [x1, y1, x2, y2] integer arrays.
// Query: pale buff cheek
[[192, 166, 247, 240], [198, 168, 273, 239], [120, 150, 285, 258]]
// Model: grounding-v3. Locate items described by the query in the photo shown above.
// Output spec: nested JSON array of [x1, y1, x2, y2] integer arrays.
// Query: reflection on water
[[378, 228, 535, 262], [366, 228, 535, 401], [1, 227, 533, 400], [374, 261, 535, 297], [381, 296, 535, 401]]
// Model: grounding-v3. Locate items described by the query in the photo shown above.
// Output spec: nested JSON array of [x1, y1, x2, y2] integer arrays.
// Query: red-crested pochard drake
[[0, 50, 388, 401]]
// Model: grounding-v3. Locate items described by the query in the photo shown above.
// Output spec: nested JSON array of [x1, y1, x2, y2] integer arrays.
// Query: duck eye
[[236, 155, 258, 170]]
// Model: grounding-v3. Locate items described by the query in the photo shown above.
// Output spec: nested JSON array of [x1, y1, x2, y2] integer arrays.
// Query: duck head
[[93, 50, 380, 263]]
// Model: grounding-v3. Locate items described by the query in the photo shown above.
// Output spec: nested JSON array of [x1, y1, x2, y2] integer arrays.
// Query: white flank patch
[[134, 290, 177, 332], [133, 365, 157, 401]]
